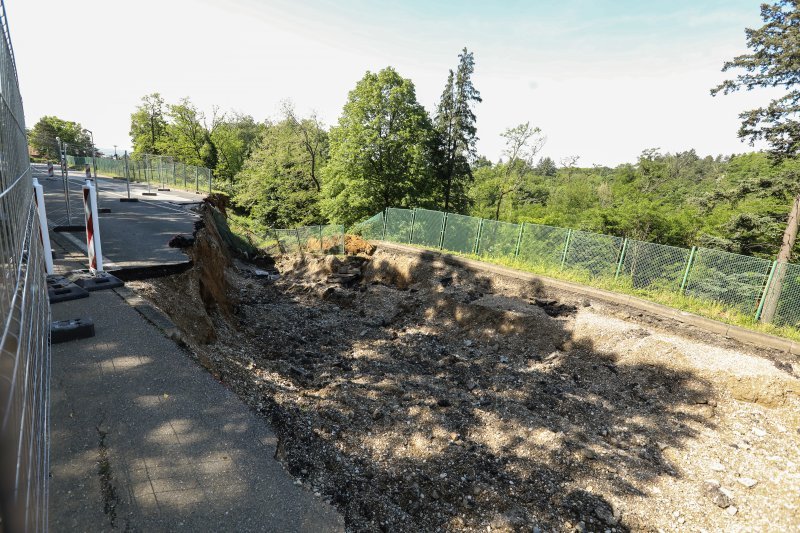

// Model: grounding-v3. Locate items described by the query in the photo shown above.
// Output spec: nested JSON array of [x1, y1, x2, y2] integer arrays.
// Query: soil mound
[[345, 234, 376, 255]]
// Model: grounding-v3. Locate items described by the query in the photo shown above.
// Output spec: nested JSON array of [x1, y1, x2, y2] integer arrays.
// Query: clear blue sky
[[8, 0, 772, 166]]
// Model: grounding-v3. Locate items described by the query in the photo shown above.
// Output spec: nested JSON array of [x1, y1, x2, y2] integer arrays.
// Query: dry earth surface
[[129, 211, 800, 532]]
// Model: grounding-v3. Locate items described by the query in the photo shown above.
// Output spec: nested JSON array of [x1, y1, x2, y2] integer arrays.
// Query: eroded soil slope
[[130, 235, 800, 532]]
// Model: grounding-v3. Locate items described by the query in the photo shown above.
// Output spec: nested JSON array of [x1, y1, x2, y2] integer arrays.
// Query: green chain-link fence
[[356, 207, 800, 328], [351, 211, 385, 241], [442, 213, 482, 255], [272, 224, 344, 255], [769, 262, 800, 327]]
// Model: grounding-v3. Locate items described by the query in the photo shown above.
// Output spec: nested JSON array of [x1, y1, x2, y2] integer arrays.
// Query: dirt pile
[[345, 234, 376, 256], [132, 245, 800, 532]]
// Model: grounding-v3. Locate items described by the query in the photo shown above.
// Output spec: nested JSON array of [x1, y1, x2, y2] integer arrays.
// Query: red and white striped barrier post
[[32, 178, 54, 275], [82, 179, 104, 273]]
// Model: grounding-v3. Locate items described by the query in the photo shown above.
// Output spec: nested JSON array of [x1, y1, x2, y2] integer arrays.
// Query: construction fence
[[66, 154, 215, 195], [352, 208, 800, 328], [271, 225, 345, 255], [0, 0, 51, 529]]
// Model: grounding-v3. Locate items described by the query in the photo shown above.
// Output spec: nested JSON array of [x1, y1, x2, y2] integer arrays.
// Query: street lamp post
[[113, 144, 117, 159]]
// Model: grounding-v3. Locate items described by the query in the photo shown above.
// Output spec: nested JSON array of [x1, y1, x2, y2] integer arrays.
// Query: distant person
[[85, 164, 91, 179], [47, 161, 54, 177]]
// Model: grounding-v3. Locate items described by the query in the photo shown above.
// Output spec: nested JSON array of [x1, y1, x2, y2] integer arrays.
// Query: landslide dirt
[[129, 228, 800, 532]]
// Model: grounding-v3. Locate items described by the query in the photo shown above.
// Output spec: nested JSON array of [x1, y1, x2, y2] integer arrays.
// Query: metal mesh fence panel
[[769, 262, 800, 327], [441, 213, 481, 255], [564, 230, 623, 277], [271, 225, 344, 255], [477, 220, 520, 260], [274, 229, 300, 254], [295, 226, 317, 253], [516, 223, 569, 270], [350, 212, 384, 241], [0, 2, 51, 528], [619, 239, 691, 292], [384, 208, 414, 243], [321, 224, 345, 254], [348, 207, 800, 329], [685, 247, 772, 314], [410, 208, 444, 249]]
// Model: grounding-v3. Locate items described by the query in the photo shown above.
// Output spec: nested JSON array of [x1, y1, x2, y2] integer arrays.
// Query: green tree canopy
[[130, 93, 167, 155], [211, 112, 264, 182], [321, 67, 434, 226], [28, 116, 92, 160], [712, 0, 800, 158], [234, 111, 329, 228], [159, 98, 212, 166], [472, 122, 546, 220]]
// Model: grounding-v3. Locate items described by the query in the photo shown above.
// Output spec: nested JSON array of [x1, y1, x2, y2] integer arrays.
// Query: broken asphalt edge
[[374, 241, 800, 356]]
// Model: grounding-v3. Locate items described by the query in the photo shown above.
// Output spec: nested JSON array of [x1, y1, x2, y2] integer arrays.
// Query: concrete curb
[[112, 285, 184, 343], [374, 241, 799, 355]]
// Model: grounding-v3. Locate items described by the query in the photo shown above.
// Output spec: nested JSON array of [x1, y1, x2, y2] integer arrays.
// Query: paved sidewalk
[[48, 236, 344, 531]]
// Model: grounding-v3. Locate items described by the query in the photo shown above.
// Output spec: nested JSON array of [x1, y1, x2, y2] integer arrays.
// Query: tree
[[433, 48, 482, 213], [281, 101, 328, 192], [493, 123, 546, 220], [234, 117, 328, 228], [130, 93, 167, 155], [211, 112, 263, 182], [535, 156, 557, 177], [712, 0, 800, 320], [160, 97, 214, 166], [321, 67, 434, 226], [559, 155, 580, 181], [28, 116, 92, 159]]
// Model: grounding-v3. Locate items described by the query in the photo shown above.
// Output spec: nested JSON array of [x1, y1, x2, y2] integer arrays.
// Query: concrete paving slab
[[48, 252, 343, 531]]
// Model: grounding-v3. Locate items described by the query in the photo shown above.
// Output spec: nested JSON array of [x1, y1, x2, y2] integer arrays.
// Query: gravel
[[130, 245, 800, 532]]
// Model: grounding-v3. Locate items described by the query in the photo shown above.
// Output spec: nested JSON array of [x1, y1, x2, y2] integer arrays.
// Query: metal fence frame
[[271, 224, 345, 255], [0, 1, 51, 529], [66, 154, 216, 195], [354, 207, 800, 328]]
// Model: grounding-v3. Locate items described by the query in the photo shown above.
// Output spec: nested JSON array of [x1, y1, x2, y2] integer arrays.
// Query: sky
[[7, 0, 777, 166]]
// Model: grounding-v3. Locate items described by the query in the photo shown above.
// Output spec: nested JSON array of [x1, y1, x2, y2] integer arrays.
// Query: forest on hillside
[[28, 1, 800, 262]]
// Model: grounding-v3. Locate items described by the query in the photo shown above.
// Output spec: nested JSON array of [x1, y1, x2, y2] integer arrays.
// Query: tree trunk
[[760, 192, 800, 322]]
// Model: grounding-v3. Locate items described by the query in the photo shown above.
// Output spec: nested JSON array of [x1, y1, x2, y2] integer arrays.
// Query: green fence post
[[295, 228, 302, 252], [319, 225, 324, 253], [382, 209, 387, 240], [614, 238, 629, 281], [439, 213, 448, 250], [679, 246, 697, 293], [513, 222, 525, 260], [408, 208, 417, 244], [755, 260, 778, 321], [474, 219, 484, 256], [195, 167, 199, 193], [560, 229, 573, 268]]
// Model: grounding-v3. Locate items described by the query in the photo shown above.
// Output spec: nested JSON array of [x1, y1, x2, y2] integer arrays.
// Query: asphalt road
[[33, 164, 199, 270]]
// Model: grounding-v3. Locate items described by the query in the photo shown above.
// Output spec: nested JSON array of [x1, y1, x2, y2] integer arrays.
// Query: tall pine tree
[[434, 48, 482, 213], [712, 0, 800, 321]]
